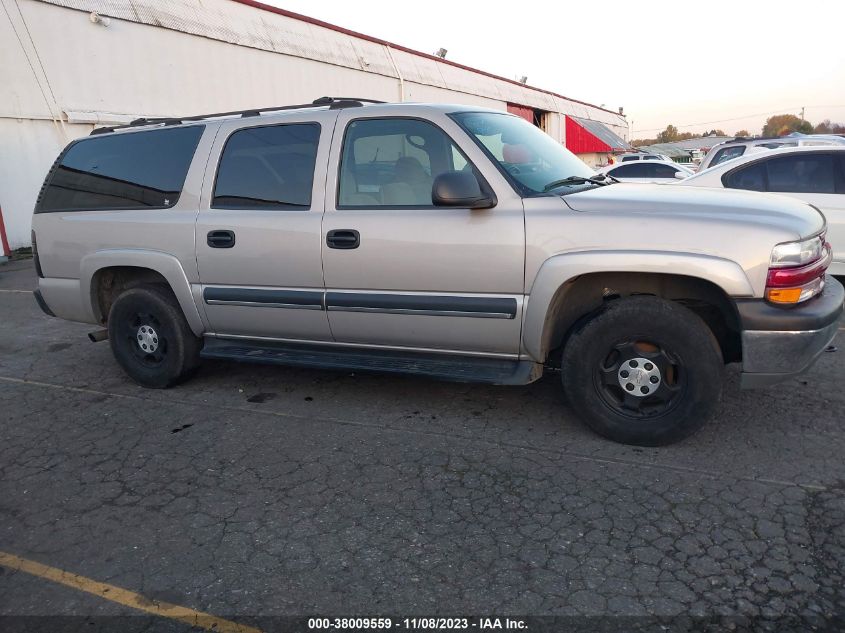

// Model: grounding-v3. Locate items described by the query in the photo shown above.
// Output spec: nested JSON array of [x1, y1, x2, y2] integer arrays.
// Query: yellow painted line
[[0, 551, 263, 633]]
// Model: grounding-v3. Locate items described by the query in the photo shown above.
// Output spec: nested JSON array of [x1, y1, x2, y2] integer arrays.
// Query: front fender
[[80, 249, 205, 336], [522, 250, 754, 361]]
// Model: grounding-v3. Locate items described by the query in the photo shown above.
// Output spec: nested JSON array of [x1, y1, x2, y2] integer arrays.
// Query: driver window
[[338, 118, 475, 208]]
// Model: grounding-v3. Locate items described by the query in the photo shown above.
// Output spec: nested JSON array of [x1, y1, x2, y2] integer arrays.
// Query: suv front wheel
[[561, 296, 723, 446], [107, 284, 202, 388]]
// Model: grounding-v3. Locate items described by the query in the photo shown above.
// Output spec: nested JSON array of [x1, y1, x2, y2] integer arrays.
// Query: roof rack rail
[[90, 96, 386, 135]]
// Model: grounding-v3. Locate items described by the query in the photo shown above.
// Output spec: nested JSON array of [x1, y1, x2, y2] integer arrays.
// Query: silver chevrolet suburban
[[31, 97, 844, 446]]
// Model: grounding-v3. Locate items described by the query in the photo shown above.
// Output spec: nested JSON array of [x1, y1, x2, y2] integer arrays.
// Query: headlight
[[765, 233, 831, 305], [769, 235, 825, 268]]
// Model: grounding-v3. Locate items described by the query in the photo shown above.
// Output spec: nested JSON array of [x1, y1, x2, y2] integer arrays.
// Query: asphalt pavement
[[1, 259, 843, 632]]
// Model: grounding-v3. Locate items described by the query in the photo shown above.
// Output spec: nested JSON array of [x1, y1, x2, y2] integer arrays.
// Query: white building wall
[[0, 0, 628, 247]]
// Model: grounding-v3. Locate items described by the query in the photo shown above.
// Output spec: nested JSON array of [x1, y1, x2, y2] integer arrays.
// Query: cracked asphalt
[[1, 259, 844, 630]]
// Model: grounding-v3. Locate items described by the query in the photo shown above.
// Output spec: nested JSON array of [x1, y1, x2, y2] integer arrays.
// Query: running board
[[201, 338, 543, 385]]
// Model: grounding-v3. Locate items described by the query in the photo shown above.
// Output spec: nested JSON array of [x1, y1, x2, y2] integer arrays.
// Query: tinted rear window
[[213, 123, 320, 210], [766, 154, 835, 193], [36, 126, 204, 213], [723, 153, 840, 194], [709, 146, 745, 167], [651, 163, 679, 178], [609, 163, 648, 177]]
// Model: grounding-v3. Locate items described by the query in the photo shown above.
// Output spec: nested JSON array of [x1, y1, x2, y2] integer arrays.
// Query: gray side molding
[[79, 250, 205, 336], [522, 250, 755, 362]]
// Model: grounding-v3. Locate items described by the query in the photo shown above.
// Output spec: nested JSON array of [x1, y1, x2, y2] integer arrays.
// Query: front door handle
[[326, 229, 360, 250], [207, 230, 235, 248]]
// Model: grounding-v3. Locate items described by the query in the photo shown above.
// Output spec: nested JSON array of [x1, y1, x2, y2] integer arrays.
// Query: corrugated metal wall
[[0, 0, 627, 247]]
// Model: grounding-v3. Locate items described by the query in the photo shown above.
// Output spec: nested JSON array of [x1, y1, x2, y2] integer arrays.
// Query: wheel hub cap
[[136, 325, 159, 354], [617, 357, 661, 397]]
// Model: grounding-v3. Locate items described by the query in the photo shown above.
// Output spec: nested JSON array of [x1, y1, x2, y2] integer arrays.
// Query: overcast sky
[[267, 0, 845, 137]]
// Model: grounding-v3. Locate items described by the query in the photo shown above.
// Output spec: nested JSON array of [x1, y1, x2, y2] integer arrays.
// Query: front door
[[196, 112, 336, 341], [321, 112, 525, 356]]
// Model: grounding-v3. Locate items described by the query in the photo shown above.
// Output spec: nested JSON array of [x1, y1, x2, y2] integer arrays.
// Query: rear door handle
[[207, 230, 235, 248], [326, 229, 360, 249]]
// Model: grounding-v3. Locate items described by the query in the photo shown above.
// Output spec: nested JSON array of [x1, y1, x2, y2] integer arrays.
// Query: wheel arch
[[80, 250, 205, 336], [523, 251, 753, 364]]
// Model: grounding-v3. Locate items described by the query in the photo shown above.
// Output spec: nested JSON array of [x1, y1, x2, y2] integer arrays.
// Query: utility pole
[[800, 106, 805, 121]]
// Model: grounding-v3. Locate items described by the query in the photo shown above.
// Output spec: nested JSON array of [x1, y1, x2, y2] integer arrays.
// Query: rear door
[[195, 111, 336, 340], [320, 110, 525, 355]]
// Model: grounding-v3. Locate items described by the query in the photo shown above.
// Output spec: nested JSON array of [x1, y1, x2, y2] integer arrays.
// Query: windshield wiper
[[542, 174, 613, 192]]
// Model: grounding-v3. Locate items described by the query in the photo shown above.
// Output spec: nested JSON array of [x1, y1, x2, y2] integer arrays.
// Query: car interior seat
[[382, 156, 433, 205]]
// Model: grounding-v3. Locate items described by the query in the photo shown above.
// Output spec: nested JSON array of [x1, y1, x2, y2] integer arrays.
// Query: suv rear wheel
[[107, 284, 202, 388], [561, 296, 723, 446]]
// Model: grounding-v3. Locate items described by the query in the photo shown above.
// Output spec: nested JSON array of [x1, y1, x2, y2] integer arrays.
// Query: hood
[[563, 183, 825, 240]]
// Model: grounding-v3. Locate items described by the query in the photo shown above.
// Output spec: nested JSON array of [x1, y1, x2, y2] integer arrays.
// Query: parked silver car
[[31, 98, 843, 445]]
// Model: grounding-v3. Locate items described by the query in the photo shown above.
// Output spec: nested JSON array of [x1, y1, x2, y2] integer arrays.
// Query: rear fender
[[80, 250, 205, 336]]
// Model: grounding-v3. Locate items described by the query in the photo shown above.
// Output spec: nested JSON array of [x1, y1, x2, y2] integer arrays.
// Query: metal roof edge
[[228, 0, 624, 119]]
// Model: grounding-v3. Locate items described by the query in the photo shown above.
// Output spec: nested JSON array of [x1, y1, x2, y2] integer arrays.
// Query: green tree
[[762, 114, 813, 137], [656, 124, 679, 143], [734, 129, 750, 137]]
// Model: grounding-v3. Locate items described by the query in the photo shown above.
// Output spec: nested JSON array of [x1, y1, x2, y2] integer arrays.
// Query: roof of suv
[[90, 97, 510, 136], [709, 134, 845, 150]]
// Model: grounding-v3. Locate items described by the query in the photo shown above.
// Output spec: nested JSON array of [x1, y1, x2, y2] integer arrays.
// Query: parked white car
[[679, 146, 845, 275], [597, 160, 694, 184]]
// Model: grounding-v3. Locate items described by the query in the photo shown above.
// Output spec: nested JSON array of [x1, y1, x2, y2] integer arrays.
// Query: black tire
[[107, 284, 202, 388], [561, 296, 723, 446]]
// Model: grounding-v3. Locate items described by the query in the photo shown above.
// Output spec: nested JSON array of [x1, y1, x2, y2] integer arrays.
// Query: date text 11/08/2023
[[307, 618, 528, 630]]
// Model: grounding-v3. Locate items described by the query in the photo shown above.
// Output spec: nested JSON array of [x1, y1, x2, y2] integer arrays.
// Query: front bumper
[[736, 276, 844, 388]]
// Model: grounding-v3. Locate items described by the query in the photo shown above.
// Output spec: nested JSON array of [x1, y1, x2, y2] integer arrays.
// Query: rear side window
[[722, 162, 766, 191], [620, 155, 639, 162], [709, 146, 745, 167], [36, 126, 204, 213], [723, 153, 839, 193], [609, 163, 648, 177], [213, 123, 320, 210], [766, 154, 835, 193], [651, 163, 679, 178]]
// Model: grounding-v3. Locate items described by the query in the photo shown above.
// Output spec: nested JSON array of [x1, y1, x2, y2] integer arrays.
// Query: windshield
[[451, 111, 596, 195]]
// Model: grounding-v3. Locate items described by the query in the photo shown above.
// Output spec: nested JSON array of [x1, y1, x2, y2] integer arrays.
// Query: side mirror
[[432, 171, 496, 209], [674, 171, 688, 180]]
